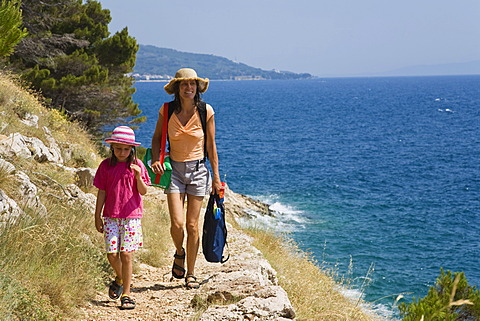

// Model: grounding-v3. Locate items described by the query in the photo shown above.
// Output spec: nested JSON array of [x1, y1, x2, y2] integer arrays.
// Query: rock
[[0, 189, 23, 228], [200, 286, 296, 320], [74, 167, 96, 188], [0, 158, 16, 175], [64, 184, 96, 211], [225, 186, 272, 218], [19, 113, 39, 127], [0, 133, 33, 159], [42, 126, 63, 162], [14, 170, 47, 216], [0, 158, 46, 227], [0, 133, 63, 163]]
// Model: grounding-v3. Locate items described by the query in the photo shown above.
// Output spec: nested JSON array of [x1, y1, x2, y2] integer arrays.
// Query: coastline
[[0, 72, 385, 320], [0, 130, 387, 320], [222, 185, 389, 321], [78, 184, 387, 320]]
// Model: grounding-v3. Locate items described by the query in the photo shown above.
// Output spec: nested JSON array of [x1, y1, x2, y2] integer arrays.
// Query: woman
[[151, 68, 222, 289]]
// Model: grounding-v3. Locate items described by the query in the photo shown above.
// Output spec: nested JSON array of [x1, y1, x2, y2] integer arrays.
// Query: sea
[[131, 75, 480, 318]]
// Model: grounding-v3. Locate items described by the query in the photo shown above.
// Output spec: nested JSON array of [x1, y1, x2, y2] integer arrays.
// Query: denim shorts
[[167, 158, 211, 196]]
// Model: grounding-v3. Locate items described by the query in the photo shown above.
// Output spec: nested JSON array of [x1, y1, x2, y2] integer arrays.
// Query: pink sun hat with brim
[[104, 126, 141, 146]]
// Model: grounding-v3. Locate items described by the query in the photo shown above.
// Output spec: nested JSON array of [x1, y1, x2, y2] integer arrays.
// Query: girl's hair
[[172, 80, 203, 113], [108, 145, 137, 167]]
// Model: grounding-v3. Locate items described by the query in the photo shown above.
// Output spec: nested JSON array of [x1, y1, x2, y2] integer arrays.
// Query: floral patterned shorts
[[103, 217, 143, 253]]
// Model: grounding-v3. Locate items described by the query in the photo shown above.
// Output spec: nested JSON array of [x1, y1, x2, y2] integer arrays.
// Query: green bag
[[143, 147, 172, 189]]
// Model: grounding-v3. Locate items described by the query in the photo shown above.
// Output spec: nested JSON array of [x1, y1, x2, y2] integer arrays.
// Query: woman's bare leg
[[167, 193, 186, 277], [185, 194, 204, 277]]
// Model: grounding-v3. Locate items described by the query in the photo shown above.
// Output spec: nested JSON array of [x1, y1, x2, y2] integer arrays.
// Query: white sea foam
[[237, 194, 307, 231], [269, 201, 301, 215], [437, 108, 455, 113], [339, 286, 399, 320]]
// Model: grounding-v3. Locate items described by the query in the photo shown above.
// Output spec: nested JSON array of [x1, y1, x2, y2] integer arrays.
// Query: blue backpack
[[202, 194, 229, 263]]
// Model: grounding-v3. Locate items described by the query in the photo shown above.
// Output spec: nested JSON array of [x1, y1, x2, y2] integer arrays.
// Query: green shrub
[[0, 272, 60, 321], [0, 0, 28, 57], [399, 269, 480, 320]]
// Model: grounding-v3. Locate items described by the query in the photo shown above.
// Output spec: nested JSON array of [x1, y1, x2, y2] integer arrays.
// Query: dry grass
[[245, 228, 382, 321], [137, 193, 172, 268], [0, 73, 108, 319], [0, 166, 109, 319], [0, 72, 102, 169]]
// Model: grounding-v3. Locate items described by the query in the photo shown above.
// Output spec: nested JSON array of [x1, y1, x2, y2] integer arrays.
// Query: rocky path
[[79, 188, 296, 321]]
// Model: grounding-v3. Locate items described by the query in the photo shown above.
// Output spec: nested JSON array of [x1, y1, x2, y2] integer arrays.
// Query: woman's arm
[[206, 114, 222, 194]]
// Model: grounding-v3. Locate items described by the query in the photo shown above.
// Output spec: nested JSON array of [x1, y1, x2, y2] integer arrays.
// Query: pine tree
[[8, 0, 142, 134], [0, 0, 28, 57]]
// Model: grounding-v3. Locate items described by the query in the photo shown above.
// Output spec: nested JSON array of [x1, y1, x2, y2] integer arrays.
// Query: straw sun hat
[[105, 126, 141, 146], [164, 68, 209, 95]]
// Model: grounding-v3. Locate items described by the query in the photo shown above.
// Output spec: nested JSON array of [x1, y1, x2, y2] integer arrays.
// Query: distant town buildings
[[130, 73, 266, 81]]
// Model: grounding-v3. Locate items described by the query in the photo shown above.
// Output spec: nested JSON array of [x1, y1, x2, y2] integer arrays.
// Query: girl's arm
[[131, 163, 148, 195], [206, 114, 222, 194], [95, 189, 106, 233]]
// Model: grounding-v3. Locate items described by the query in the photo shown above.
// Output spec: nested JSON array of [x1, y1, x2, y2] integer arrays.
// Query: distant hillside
[[133, 45, 312, 81]]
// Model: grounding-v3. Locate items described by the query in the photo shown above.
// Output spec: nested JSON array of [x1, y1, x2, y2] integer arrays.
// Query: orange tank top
[[159, 103, 214, 162]]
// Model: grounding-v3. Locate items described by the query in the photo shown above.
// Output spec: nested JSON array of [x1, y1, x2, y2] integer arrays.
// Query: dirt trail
[[79, 187, 295, 321]]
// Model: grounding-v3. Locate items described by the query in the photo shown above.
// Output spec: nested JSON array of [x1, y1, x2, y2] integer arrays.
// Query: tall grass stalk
[[245, 228, 382, 321], [137, 194, 172, 268]]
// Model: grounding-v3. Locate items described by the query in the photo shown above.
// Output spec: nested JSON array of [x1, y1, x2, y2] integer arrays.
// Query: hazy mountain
[[133, 45, 312, 80]]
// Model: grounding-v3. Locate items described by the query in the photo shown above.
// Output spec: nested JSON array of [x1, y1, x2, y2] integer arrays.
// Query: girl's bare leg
[[107, 253, 122, 281], [120, 251, 133, 295]]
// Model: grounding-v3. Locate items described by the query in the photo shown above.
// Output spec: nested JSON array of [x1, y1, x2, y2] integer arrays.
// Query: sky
[[96, 0, 480, 77]]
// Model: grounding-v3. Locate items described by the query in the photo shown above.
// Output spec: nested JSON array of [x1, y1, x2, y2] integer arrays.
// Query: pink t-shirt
[[93, 158, 151, 219]]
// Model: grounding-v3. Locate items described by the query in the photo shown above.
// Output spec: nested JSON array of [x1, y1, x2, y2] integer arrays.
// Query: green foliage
[[399, 269, 480, 321], [54, 0, 110, 43], [0, 273, 60, 321], [95, 27, 138, 72], [0, 0, 28, 57], [8, 0, 141, 134]]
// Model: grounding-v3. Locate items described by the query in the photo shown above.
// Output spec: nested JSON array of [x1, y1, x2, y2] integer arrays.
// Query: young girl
[[94, 126, 150, 310]]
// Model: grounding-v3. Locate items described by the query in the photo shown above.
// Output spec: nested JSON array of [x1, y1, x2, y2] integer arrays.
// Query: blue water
[[132, 76, 480, 317]]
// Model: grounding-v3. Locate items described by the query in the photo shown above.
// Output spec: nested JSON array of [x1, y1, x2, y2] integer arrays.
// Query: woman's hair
[[108, 145, 137, 167], [172, 80, 203, 113]]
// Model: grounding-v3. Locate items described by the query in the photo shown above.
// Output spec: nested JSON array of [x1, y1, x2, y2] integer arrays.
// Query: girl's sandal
[[185, 275, 200, 289], [120, 294, 136, 310], [172, 248, 186, 279], [108, 277, 123, 300]]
